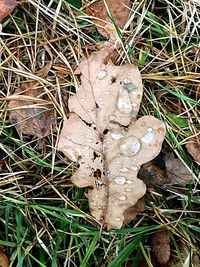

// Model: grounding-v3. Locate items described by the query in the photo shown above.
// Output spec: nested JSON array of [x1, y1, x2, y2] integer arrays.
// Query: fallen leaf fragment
[[0, 249, 9, 267], [138, 160, 167, 186], [186, 142, 200, 164], [166, 240, 200, 267], [0, 0, 17, 20], [123, 198, 145, 225], [58, 45, 166, 229], [150, 230, 170, 264], [165, 153, 194, 185], [87, 0, 131, 38], [8, 81, 54, 138]]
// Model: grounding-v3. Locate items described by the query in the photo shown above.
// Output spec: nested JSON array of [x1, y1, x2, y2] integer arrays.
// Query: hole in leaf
[[93, 169, 101, 178], [103, 129, 109, 135], [110, 76, 116, 83], [93, 151, 100, 159]]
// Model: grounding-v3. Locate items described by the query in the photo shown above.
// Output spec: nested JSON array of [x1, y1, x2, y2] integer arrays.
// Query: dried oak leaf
[[150, 230, 170, 264], [0, 0, 17, 20], [186, 142, 200, 164], [165, 153, 194, 185], [58, 46, 166, 229], [8, 81, 53, 138], [87, 0, 131, 38]]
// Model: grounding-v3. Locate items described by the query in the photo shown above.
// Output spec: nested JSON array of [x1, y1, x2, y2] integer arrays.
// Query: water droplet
[[117, 88, 132, 114], [131, 111, 138, 117], [109, 114, 116, 120], [116, 217, 121, 221], [132, 103, 138, 107], [88, 138, 93, 143], [80, 98, 85, 102], [115, 176, 126, 185], [141, 131, 154, 144], [125, 188, 132, 192], [87, 109, 92, 112], [116, 161, 121, 164], [118, 195, 127, 201], [118, 168, 129, 173], [147, 128, 153, 132], [105, 91, 111, 95], [123, 79, 131, 84], [111, 132, 123, 140], [123, 79, 137, 92], [120, 136, 141, 157], [131, 166, 138, 171], [98, 97, 103, 101], [98, 69, 107, 80], [127, 180, 134, 184]]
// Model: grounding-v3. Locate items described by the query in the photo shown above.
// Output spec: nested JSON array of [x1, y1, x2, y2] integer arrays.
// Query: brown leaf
[[87, 0, 131, 38], [123, 198, 145, 226], [166, 240, 200, 267], [8, 81, 53, 138], [138, 161, 167, 186], [150, 230, 170, 264], [0, 251, 9, 267], [0, 0, 17, 20], [58, 44, 166, 229], [186, 142, 200, 164], [165, 153, 194, 185]]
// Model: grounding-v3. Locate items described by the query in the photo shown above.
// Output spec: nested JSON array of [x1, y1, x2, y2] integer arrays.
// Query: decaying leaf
[[150, 230, 170, 264], [8, 81, 54, 138], [186, 142, 200, 164], [138, 160, 167, 186], [0, 0, 17, 20], [87, 0, 131, 38], [165, 153, 194, 185], [0, 247, 9, 267], [123, 197, 145, 226], [58, 45, 166, 229]]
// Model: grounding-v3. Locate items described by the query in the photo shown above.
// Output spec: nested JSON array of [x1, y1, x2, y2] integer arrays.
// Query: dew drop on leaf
[[123, 79, 137, 92], [98, 69, 107, 79], [111, 131, 123, 140], [120, 136, 141, 157], [131, 166, 138, 171], [118, 195, 127, 201], [115, 176, 126, 185], [141, 131, 154, 144], [117, 88, 132, 114]]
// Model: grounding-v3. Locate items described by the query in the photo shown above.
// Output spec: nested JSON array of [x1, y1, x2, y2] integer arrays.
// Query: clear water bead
[[131, 166, 138, 171], [117, 88, 132, 114], [109, 114, 116, 121], [111, 132, 123, 140], [115, 176, 126, 185], [141, 131, 154, 144], [98, 69, 107, 80], [120, 136, 141, 157], [118, 195, 127, 201], [123, 79, 137, 92]]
